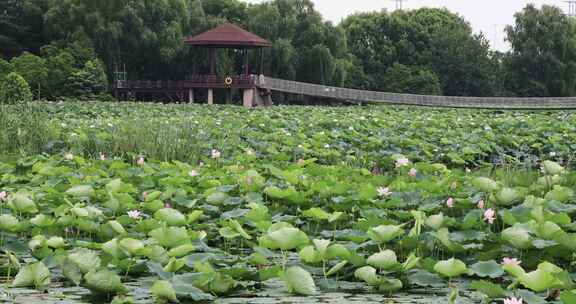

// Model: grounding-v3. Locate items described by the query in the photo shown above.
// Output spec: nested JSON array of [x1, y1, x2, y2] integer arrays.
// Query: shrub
[[0, 72, 33, 104]]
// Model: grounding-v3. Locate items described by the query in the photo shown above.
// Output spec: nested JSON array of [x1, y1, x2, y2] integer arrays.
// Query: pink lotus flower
[[297, 159, 306, 166], [502, 257, 522, 267], [377, 187, 392, 197], [503, 297, 523, 304], [211, 149, 221, 159], [164, 202, 172, 209], [395, 157, 410, 168], [137, 156, 145, 165], [99, 153, 107, 161], [408, 168, 418, 177], [477, 200, 485, 209], [0, 191, 7, 201], [64, 153, 74, 160], [127, 210, 142, 220], [189, 170, 199, 177], [483, 208, 496, 224], [446, 197, 455, 208], [143, 191, 149, 200]]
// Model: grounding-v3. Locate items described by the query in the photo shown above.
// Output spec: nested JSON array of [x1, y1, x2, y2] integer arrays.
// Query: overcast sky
[[243, 0, 569, 51]]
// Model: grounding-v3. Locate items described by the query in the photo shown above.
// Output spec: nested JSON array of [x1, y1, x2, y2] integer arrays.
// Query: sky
[[243, 0, 570, 51]]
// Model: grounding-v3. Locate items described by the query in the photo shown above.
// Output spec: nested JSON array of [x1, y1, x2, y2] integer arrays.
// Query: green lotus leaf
[[12, 262, 51, 288], [407, 270, 444, 287], [30, 214, 54, 227], [326, 261, 348, 276], [425, 213, 444, 230], [326, 244, 351, 260], [168, 244, 195, 257], [187, 210, 203, 224], [378, 277, 403, 292], [434, 258, 468, 278], [495, 187, 521, 205], [0, 214, 19, 231], [149, 226, 191, 248], [468, 260, 504, 278], [66, 185, 95, 198], [68, 249, 101, 274], [28, 235, 46, 251], [469, 280, 506, 298], [151, 280, 179, 303], [561, 290, 576, 304], [534, 221, 562, 239], [107, 220, 127, 235], [502, 264, 526, 278], [354, 266, 380, 285], [84, 269, 128, 294], [542, 160, 565, 175], [7, 192, 38, 213], [367, 225, 405, 243], [434, 228, 465, 253], [46, 236, 66, 249], [154, 208, 187, 226], [313, 239, 331, 258], [402, 253, 421, 271], [299, 245, 321, 264], [519, 268, 561, 292], [119, 238, 145, 256], [545, 185, 574, 203], [367, 250, 399, 270], [205, 192, 228, 205], [102, 238, 127, 260], [302, 207, 331, 220], [280, 266, 316, 295], [228, 219, 251, 240], [502, 225, 532, 249], [163, 257, 186, 273], [259, 227, 309, 250], [472, 177, 499, 192], [537, 175, 562, 187]]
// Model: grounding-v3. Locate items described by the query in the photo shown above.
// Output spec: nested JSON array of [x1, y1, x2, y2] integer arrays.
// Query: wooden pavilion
[[113, 23, 273, 107]]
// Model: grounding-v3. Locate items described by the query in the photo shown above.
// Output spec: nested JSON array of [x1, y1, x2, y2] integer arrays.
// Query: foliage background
[[1, 0, 576, 98]]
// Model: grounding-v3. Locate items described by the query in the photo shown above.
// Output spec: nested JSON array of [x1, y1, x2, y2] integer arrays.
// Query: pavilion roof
[[184, 23, 272, 48]]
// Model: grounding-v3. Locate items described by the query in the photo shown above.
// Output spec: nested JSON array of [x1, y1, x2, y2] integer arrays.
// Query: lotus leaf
[[280, 266, 316, 295], [434, 258, 468, 278], [12, 262, 51, 288]]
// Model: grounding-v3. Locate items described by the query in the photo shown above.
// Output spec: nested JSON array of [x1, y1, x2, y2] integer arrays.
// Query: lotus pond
[[1, 102, 576, 304]]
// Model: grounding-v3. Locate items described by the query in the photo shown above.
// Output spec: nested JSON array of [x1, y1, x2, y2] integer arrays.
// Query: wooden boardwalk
[[258, 76, 576, 109]]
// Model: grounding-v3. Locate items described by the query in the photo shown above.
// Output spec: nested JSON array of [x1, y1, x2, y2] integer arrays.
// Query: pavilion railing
[[114, 74, 258, 90]]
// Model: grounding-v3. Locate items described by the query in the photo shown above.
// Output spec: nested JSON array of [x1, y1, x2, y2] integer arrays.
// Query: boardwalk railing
[[258, 76, 576, 109], [114, 75, 258, 90]]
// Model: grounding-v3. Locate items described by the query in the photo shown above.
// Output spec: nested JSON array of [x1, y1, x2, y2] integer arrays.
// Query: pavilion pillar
[[188, 89, 194, 104], [243, 49, 250, 75], [243, 88, 255, 108], [209, 48, 216, 75], [259, 48, 264, 75], [208, 89, 214, 105]]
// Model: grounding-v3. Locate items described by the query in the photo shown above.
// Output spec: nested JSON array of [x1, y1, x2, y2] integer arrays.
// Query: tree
[[44, 0, 197, 80], [504, 4, 576, 97], [382, 63, 442, 95], [0, 72, 33, 104], [0, 0, 47, 58], [342, 8, 498, 96], [0, 59, 14, 79], [10, 52, 48, 98], [66, 60, 108, 99]]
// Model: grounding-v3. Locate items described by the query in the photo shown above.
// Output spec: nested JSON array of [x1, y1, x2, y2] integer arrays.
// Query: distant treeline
[[1, 0, 575, 98]]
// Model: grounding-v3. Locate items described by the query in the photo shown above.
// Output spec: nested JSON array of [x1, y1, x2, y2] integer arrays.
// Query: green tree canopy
[[504, 4, 576, 97]]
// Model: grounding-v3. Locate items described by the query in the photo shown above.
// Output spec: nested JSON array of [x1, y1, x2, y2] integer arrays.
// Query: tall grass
[[0, 102, 54, 155]]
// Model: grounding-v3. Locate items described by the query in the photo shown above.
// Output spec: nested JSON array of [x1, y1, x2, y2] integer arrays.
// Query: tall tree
[[504, 4, 576, 97]]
